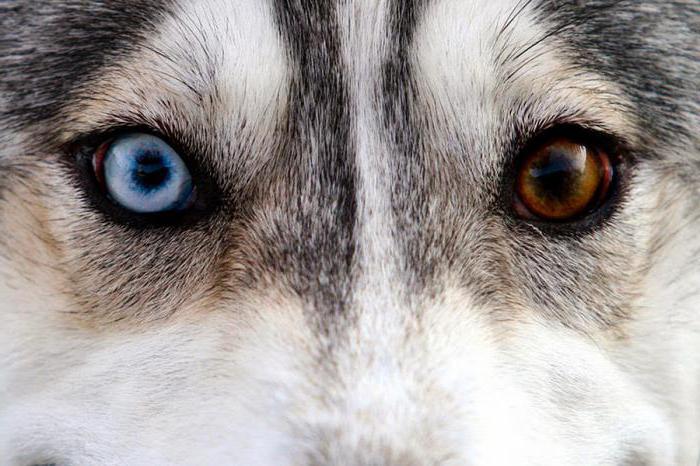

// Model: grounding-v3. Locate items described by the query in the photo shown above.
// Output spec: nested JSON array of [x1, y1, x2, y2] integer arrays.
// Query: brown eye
[[514, 136, 614, 221]]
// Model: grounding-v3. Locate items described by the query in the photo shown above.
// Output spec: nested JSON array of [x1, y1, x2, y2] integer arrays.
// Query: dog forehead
[[0, 0, 693, 332], [3, 0, 694, 126], [0, 0, 654, 327], [48, 0, 289, 151]]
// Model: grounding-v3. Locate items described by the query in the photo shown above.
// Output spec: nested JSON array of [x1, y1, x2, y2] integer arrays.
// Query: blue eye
[[95, 133, 195, 214]]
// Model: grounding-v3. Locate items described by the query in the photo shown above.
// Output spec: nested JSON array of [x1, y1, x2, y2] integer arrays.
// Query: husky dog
[[0, 0, 698, 464]]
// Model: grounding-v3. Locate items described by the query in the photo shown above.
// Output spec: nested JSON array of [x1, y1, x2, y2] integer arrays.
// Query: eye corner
[[90, 138, 112, 189]]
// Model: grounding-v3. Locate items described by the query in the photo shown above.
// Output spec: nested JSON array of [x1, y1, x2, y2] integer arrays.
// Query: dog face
[[1, 0, 698, 464]]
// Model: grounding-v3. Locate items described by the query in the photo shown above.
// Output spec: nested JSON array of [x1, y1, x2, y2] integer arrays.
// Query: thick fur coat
[[0, 1, 698, 464]]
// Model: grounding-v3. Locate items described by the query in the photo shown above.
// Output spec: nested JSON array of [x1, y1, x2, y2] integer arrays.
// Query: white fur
[[0, 0, 698, 464]]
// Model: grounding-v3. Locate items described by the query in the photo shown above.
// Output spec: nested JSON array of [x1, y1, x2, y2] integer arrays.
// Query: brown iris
[[514, 136, 614, 221]]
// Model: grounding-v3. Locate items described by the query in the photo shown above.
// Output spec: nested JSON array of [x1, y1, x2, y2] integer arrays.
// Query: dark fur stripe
[[382, 0, 446, 299], [0, 0, 173, 129], [270, 1, 357, 323], [537, 1, 699, 150]]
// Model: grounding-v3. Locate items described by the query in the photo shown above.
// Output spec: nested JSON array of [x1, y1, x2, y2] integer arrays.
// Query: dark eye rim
[[66, 125, 221, 229], [501, 123, 631, 236]]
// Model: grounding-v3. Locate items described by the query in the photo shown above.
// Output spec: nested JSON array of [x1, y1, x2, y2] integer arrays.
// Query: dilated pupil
[[133, 152, 170, 190], [528, 148, 584, 201], [515, 134, 613, 221]]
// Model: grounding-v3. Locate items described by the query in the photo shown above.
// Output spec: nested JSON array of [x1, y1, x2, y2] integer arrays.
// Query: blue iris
[[102, 133, 194, 213]]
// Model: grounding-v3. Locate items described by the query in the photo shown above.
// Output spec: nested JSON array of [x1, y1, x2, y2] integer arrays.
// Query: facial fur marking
[[0, 0, 698, 464], [0, 0, 174, 129]]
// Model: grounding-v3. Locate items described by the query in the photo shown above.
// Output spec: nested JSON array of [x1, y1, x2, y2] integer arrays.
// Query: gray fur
[[0, 0, 698, 464]]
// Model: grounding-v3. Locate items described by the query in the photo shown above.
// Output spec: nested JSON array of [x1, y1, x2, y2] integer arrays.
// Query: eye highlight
[[513, 134, 615, 222], [93, 133, 196, 214]]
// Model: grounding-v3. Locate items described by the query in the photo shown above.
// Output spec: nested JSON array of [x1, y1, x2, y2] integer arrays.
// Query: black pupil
[[134, 152, 170, 189], [529, 148, 584, 200]]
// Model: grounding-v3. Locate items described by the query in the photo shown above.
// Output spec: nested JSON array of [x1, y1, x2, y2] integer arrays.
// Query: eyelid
[[65, 126, 222, 229]]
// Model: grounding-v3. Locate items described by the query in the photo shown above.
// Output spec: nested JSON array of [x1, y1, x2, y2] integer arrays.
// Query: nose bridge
[[265, 0, 420, 408], [300, 0, 436, 451], [340, 0, 415, 373], [342, 0, 404, 294], [302, 291, 490, 466]]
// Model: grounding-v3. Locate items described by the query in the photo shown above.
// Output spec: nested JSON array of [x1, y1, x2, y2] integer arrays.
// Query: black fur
[[0, 1, 172, 129]]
